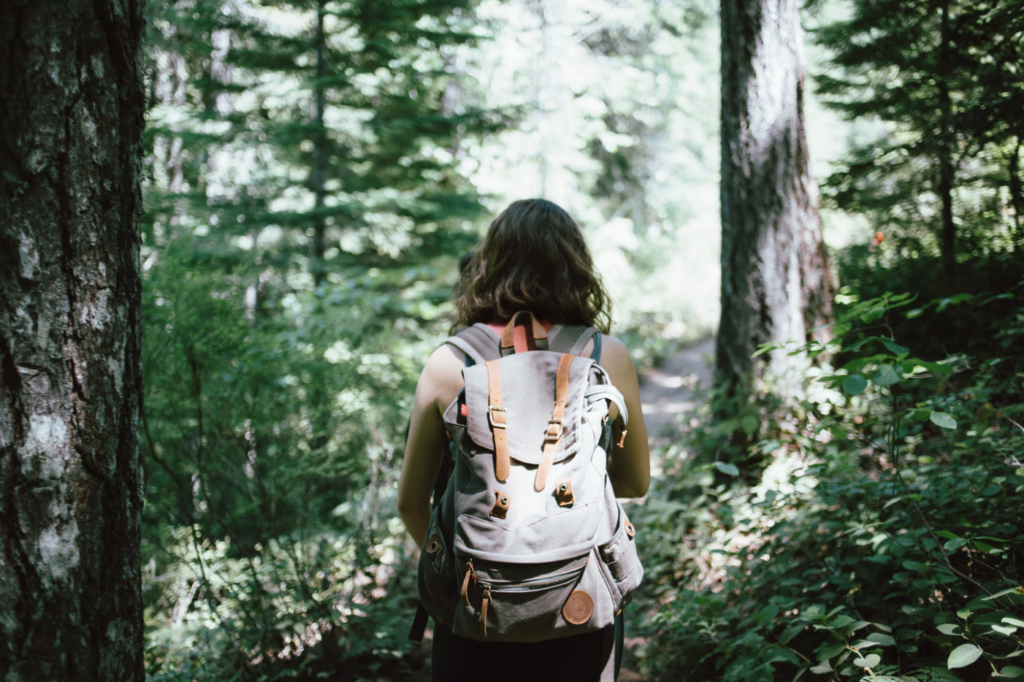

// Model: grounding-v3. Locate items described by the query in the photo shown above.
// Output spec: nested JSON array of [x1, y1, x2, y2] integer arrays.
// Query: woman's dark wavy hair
[[451, 199, 612, 333]]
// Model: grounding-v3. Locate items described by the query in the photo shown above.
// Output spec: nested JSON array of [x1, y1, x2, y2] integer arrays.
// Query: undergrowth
[[636, 284, 1024, 682]]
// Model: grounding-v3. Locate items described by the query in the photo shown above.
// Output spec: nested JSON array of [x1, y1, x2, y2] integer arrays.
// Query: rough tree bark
[[0, 1, 145, 680], [716, 0, 833, 400]]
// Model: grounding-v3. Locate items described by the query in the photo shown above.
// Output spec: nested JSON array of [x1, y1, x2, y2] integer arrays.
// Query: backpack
[[411, 311, 643, 650]]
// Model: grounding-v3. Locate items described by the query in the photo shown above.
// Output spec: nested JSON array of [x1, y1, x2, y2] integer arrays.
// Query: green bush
[[638, 290, 1024, 682]]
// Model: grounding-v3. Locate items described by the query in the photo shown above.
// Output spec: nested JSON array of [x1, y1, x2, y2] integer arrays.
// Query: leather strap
[[500, 311, 549, 354], [480, 587, 491, 637], [536, 353, 574, 492], [486, 359, 510, 482]]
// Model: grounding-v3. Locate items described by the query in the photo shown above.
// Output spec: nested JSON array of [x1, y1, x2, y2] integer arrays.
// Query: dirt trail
[[638, 337, 715, 461], [615, 337, 715, 681]]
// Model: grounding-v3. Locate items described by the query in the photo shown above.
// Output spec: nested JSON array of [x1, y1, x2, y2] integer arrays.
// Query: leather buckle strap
[[535, 353, 574, 492], [488, 405, 507, 429], [486, 360, 510, 482]]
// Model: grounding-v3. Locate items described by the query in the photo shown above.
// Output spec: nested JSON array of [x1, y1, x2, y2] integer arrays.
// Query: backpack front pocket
[[453, 552, 615, 642], [417, 510, 457, 627]]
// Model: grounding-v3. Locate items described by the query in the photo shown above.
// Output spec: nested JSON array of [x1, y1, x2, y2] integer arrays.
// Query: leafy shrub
[[638, 289, 1024, 682]]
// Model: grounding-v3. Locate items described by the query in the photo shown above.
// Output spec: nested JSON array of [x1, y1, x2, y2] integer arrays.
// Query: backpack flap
[[461, 351, 593, 467]]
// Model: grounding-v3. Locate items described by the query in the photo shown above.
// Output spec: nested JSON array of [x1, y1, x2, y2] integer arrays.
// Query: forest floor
[[392, 337, 715, 682]]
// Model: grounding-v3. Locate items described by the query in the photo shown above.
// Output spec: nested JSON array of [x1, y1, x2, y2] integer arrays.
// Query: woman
[[397, 198, 650, 681]]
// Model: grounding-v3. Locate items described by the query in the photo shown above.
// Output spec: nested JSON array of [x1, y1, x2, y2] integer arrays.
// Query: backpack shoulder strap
[[443, 322, 502, 365], [549, 324, 601, 361]]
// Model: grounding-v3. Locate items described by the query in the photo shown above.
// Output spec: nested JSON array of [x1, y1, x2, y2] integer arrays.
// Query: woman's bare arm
[[397, 345, 465, 546], [599, 335, 651, 498]]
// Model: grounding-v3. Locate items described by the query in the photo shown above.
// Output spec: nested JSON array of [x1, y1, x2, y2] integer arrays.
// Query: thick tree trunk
[[717, 0, 833, 399], [0, 1, 145, 680]]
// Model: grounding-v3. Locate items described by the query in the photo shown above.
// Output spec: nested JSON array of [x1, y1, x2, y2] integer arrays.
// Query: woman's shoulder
[[596, 333, 630, 359], [594, 333, 638, 378]]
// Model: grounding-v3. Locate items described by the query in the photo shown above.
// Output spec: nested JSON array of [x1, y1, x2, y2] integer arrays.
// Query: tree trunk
[[717, 0, 833, 400], [0, 1, 145, 680], [311, 0, 328, 288], [937, 0, 957, 276], [1009, 138, 1023, 247]]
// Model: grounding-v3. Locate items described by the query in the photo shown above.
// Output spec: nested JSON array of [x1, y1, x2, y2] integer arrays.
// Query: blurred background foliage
[[139, 0, 1022, 680]]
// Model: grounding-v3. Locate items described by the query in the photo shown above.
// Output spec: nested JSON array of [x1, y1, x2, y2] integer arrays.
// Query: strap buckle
[[544, 418, 564, 442], [488, 405, 507, 429]]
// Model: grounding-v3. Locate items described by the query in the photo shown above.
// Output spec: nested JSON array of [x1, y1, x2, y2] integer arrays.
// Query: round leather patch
[[562, 590, 594, 625]]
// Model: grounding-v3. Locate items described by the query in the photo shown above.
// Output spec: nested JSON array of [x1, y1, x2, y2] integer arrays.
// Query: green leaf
[[781, 624, 804, 644], [882, 340, 910, 356], [983, 484, 1002, 496], [930, 412, 957, 429], [992, 624, 1018, 636], [873, 364, 902, 386], [714, 462, 740, 477], [854, 654, 881, 668], [913, 409, 932, 421], [947, 643, 983, 669], [982, 588, 1020, 601], [1002, 618, 1024, 628], [818, 641, 845, 660], [752, 342, 785, 358], [867, 632, 896, 646], [740, 414, 759, 435], [937, 624, 963, 636], [943, 538, 967, 552], [832, 615, 855, 628], [810, 663, 833, 674], [997, 667, 1024, 678], [850, 621, 871, 633], [843, 374, 868, 396]]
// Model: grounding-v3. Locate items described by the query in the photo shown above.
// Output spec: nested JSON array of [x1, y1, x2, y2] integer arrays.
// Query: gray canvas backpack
[[412, 311, 643, 657]]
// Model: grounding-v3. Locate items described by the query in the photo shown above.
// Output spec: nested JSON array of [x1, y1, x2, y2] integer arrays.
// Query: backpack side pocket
[[597, 506, 643, 613], [417, 510, 457, 627]]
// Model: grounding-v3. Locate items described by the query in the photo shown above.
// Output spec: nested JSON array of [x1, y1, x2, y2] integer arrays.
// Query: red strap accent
[[500, 311, 548, 353]]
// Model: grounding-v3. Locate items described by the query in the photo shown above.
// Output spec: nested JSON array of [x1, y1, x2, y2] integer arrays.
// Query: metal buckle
[[488, 405, 507, 429], [544, 419, 563, 442]]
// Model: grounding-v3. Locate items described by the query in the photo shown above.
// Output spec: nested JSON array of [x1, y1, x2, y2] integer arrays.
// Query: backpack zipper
[[477, 564, 584, 593]]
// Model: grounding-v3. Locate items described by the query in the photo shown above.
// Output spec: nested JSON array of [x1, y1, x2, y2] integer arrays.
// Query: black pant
[[431, 615, 624, 682]]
